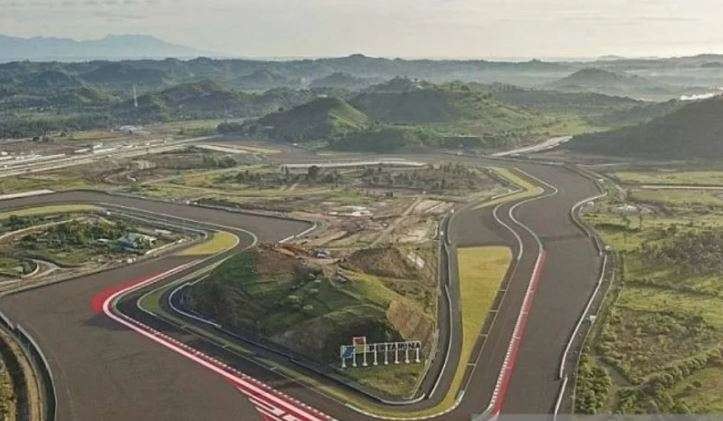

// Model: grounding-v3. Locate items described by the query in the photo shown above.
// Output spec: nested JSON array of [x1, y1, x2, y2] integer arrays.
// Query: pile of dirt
[[254, 245, 302, 276]]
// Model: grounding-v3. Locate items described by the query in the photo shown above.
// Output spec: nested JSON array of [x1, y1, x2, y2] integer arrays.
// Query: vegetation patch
[[575, 173, 723, 414], [615, 170, 723, 187], [184, 244, 437, 398], [0, 354, 16, 421], [0, 210, 189, 277], [187, 248, 394, 359], [631, 189, 723, 207], [0, 204, 99, 220], [568, 96, 723, 159]]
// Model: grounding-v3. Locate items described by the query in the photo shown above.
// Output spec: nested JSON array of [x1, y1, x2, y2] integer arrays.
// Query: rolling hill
[[117, 80, 252, 120], [253, 97, 370, 142], [567, 95, 723, 158], [233, 69, 294, 91], [309, 72, 376, 90], [547, 68, 673, 99], [486, 83, 642, 116], [116, 80, 328, 122], [80, 62, 170, 87], [351, 78, 540, 128]]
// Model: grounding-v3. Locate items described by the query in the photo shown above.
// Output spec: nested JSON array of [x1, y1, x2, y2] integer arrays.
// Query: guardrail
[[15, 324, 56, 421], [0, 311, 57, 421], [553, 164, 614, 414]]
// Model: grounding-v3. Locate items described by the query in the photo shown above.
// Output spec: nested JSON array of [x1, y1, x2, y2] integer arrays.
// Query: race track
[[0, 159, 604, 420]]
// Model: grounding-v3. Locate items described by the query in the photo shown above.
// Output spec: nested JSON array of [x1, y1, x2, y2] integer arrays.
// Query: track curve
[[0, 159, 604, 420]]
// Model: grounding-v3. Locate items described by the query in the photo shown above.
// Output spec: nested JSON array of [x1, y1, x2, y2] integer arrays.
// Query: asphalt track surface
[[0, 160, 602, 420], [0, 192, 311, 420]]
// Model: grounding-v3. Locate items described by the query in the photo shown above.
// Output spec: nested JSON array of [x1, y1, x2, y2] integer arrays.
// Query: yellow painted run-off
[[475, 167, 543, 210], [177, 231, 239, 256]]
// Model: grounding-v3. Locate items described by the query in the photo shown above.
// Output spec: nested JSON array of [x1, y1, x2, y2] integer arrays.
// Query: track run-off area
[[0, 157, 604, 421]]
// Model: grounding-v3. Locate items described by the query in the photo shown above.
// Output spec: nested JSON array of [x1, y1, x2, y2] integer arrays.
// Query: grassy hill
[[309, 72, 376, 90], [592, 98, 686, 128], [351, 79, 543, 127], [567, 96, 723, 158], [547, 68, 673, 99], [80, 62, 169, 87], [235, 79, 601, 151], [254, 96, 370, 142], [117, 81, 325, 122], [118, 80, 254, 121], [22, 70, 84, 89], [186, 248, 402, 363], [486, 83, 642, 116], [234, 69, 293, 91], [330, 126, 432, 152]]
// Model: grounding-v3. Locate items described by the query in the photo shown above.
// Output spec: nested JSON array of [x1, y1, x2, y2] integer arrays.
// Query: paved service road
[[0, 159, 604, 420]]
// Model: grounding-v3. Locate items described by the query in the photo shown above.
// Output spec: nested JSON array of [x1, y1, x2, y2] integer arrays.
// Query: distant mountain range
[[0, 34, 213, 62]]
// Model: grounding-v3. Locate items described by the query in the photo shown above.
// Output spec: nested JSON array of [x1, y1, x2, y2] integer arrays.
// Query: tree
[[306, 165, 320, 181]]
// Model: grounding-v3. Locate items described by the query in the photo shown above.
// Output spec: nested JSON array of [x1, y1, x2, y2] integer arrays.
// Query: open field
[[614, 170, 723, 187], [0, 204, 99, 219], [0, 174, 97, 195], [630, 188, 723, 207], [575, 172, 723, 415]]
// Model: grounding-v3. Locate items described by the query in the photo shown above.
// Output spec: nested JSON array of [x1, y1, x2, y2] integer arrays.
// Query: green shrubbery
[[638, 229, 723, 275], [575, 354, 612, 414]]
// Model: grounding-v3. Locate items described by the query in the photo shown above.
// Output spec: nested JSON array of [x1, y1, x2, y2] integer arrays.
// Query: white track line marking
[[101, 265, 334, 421]]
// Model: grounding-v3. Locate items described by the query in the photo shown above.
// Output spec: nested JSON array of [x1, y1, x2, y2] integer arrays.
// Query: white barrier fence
[[340, 340, 422, 368]]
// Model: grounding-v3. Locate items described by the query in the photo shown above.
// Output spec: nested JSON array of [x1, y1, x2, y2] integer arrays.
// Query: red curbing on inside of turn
[[97, 266, 334, 421], [90, 273, 162, 314], [489, 250, 547, 416]]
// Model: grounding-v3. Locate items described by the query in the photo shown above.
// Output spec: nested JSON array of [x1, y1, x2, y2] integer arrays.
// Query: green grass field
[[446, 246, 512, 408], [0, 175, 96, 195], [615, 170, 723, 186], [575, 174, 723, 415], [0, 204, 99, 220], [0, 257, 32, 277], [630, 188, 723, 207]]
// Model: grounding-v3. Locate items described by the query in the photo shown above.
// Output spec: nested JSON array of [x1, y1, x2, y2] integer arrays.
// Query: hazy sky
[[2, 0, 723, 59]]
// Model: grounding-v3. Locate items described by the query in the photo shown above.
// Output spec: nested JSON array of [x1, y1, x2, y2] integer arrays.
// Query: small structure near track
[[340, 336, 422, 368]]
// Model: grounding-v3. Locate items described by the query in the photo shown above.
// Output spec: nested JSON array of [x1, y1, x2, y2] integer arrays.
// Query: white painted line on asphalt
[[168, 282, 223, 328], [278, 221, 318, 244], [479, 169, 560, 417], [553, 375, 569, 417], [102, 266, 334, 421], [99, 202, 260, 246], [429, 282, 454, 398], [558, 254, 608, 380]]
